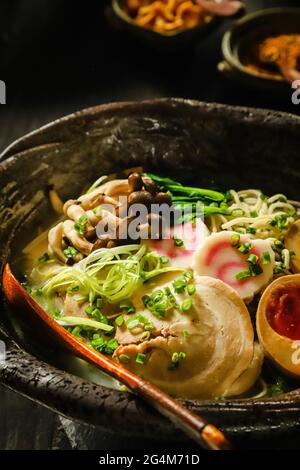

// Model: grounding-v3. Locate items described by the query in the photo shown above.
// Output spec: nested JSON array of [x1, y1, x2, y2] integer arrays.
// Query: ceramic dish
[[220, 8, 300, 92], [110, 0, 221, 49]]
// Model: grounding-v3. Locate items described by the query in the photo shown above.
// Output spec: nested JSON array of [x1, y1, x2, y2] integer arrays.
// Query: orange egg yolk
[[267, 285, 300, 340]]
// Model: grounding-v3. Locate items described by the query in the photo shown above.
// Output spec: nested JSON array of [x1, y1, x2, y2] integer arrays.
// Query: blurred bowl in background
[[219, 8, 300, 92], [109, 0, 222, 50]]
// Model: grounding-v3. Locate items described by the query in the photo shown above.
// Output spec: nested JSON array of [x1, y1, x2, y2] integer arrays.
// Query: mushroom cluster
[[48, 172, 171, 264]]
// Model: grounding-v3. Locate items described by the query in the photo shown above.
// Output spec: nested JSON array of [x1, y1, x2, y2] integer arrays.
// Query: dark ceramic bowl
[[220, 8, 300, 92], [1, 99, 300, 445], [110, 0, 220, 50]]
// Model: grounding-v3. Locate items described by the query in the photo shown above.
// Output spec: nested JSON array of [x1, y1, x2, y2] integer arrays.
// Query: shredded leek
[[85, 175, 108, 194], [33, 244, 182, 307], [57, 316, 114, 332]]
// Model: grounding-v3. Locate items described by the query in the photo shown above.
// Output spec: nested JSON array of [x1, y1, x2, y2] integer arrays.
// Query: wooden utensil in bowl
[[2, 263, 231, 451]]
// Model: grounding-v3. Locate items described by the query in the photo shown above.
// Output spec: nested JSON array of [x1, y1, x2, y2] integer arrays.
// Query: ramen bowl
[[1, 99, 300, 447]]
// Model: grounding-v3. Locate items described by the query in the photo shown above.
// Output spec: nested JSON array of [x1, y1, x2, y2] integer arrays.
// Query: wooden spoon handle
[[134, 380, 230, 450], [2, 263, 231, 450]]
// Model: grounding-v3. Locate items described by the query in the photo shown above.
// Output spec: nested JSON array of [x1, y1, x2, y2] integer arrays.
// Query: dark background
[[0, 0, 300, 450]]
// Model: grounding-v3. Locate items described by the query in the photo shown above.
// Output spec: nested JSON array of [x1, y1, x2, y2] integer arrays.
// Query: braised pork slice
[[115, 276, 263, 399]]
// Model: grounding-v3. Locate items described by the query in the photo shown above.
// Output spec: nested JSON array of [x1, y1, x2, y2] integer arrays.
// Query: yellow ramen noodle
[[126, 0, 212, 34]]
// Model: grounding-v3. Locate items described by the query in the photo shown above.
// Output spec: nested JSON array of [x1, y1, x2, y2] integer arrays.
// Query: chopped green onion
[[86, 307, 108, 324], [238, 242, 253, 254], [152, 290, 164, 303], [137, 314, 148, 324], [119, 354, 130, 364], [169, 351, 186, 370], [115, 315, 124, 327], [270, 214, 289, 230], [268, 377, 287, 396], [250, 211, 258, 218], [93, 206, 102, 215], [52, 310, 62, 319], [181, 298, 193, 312], [182, 330, 189, 337], [172, 277, 186, 293], [231, 208, 245, 217], [22, 283, 32, 294], [38, 252, 50, 263], [171, 352, 180, 363], [247, 254, 259, 265], [246, 227, 257, 235], [126, 319, 140, 330], [187, 284, 196, 296], [91, 335, 119, 354], [224, 190, 233, 202], [273, 240, 284, 250], [164, 286, 177, 303], [140, 331, 151, 341], [105, 338, 119, 354], [235, 270, 251, 282], [63, 246, 78, 259], [74, 215, 88, 235], [144, 322, 154, 331], [154, 308, 166, 318], [71, 326, 82, 337], [231, 234, 240, 247], [91, 336, 105, 351], [249, 264, 263, 276], [274, 263, 284, 274], [136, 353, 147, 365], [160, 256, 169, 264], [120, 300, 136, 313], [85, 305, 95, 315], [173, 236, 184, 247], [183, 271, 193, 281], [142, 295, 151, 307], [262, 251, 271, 265]]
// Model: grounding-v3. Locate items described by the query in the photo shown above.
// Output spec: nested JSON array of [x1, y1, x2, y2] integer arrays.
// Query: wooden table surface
[[0, 0, 299, 450]]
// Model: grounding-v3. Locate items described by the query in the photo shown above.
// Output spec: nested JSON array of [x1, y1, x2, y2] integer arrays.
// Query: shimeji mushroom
[[48, 222, 67, 263], [62, 220, 93, 256]]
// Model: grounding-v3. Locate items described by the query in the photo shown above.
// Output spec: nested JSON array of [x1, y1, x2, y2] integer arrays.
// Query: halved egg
[[257, 274, 300, 377]]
